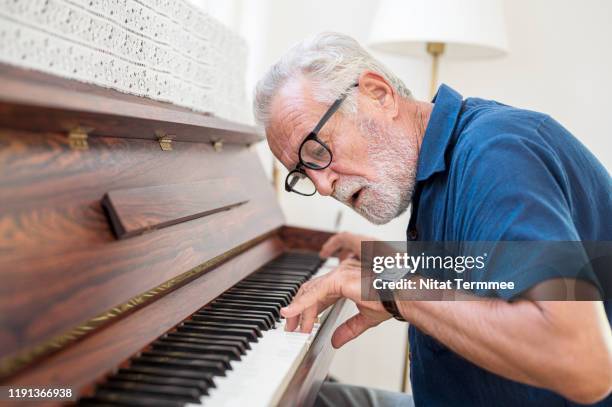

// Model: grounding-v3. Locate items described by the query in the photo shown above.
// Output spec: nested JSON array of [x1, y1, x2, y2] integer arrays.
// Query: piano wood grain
[[102, 180, 249, 239], [279, 226, 335, 252], [0, 128, 283, 376], [0, 237, 285, 407]]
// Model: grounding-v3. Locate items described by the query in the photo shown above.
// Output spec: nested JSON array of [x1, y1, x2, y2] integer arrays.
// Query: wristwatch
[[378, 287, 406, 321]]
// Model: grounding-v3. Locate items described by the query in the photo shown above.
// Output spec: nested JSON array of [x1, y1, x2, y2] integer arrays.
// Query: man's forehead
[[266, 78, 326, 165]]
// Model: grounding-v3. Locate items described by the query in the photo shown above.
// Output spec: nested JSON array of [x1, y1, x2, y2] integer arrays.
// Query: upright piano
[[0, 65, 350, 406]]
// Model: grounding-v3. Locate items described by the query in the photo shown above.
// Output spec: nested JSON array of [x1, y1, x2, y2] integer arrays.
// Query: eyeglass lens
[[300, 138, 332, 169], [286, 170, 316, 195]]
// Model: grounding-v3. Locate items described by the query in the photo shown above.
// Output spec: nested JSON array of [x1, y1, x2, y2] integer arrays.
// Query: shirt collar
[[416, 84, 464, 182]]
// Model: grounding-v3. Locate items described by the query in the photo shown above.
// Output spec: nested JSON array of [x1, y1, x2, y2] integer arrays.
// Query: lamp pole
[[272, 159, 281, 196], [427, 42, 446, 98]]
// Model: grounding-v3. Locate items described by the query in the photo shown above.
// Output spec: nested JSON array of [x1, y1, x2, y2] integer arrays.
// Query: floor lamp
[[368, 0, 508, 392]]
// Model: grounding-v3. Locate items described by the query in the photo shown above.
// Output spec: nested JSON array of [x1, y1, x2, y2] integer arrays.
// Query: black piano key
[[257, 263, 318, 276], [257, 267, 310, 276], [229, 283, 299, 294], [219, 292, 290, 307], [229, 290, 295, 303], [182, 320, 260, 339], [268, 257, 318, 267], [254, 272, 309, 283], [142, 350, 232, 370], [112, 372, 209, 394], [118, 366, 215, 387], [242, 275, 303, 285], [267, 260, 320, 270], [236, 278, 299, 289], [194, 308, 275, 329], [167, 331, 250, 351], [241, 281, 300, 294], [183, 320, 262, 338], [233, 285, 297, 298], [258, 269, 312, 278], [235, 281, 298, 296], [244, 276, 304, 286], [190, 313, 270, 330], [244, 275, 302, 287], [227, 288, 292, 304], [213, 299, 282, 318], [196, 308, 274, 331], [210, 300, 281, 320], [214, 297, 282, 312], [153, 339, 242, 360], [99, 380, 200, 403], [258, 272, 310, 285], [286, 251, 323, 261], [178, 323, 259, 342], [194, 306, 275, 329], [91, 389, 186, 407], [131, 355, 226, 376]]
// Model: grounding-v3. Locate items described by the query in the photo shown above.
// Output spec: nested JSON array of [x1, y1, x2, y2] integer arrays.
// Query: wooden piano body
[[0, 65, 348, 406]]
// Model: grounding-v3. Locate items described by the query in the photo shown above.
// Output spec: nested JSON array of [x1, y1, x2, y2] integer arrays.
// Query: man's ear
[[357, 71, 399, 118]]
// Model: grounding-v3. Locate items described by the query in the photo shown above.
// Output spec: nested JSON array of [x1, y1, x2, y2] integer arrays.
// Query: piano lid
[[0, 65, 264, 146]]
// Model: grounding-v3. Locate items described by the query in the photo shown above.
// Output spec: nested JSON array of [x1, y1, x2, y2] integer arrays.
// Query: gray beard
[[332, 119, 417, 225]]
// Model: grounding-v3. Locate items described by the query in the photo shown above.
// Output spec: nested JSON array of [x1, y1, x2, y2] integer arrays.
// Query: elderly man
[[254, 32, 612, 406]]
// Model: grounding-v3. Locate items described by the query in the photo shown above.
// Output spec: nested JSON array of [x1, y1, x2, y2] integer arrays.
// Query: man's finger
[[284, 313, 300, 332], [299, 304, 319, 333], [331, 313, 374, 349], [283, 282, 310, 331], [319, 234, 344, 257], [338, 249, 355, 261], [281, 289, 318, 318], [281, 278, 331, 318]]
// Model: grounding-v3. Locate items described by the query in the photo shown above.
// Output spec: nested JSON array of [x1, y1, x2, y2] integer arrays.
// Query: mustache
[[332, 176, 368, 204]]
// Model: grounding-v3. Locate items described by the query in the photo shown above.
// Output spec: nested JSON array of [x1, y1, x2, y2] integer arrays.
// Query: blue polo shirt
[[407, 84, 612, 406]]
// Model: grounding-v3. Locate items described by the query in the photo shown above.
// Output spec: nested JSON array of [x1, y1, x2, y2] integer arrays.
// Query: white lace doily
[[0, 0, 249, 123]]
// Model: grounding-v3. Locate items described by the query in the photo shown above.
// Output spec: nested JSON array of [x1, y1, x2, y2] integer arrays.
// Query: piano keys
[[78, 255, 340, 406]]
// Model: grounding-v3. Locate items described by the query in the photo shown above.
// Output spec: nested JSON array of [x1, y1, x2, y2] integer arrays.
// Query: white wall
[[440, 0, 612, 170], [196, 0, 612, 394]]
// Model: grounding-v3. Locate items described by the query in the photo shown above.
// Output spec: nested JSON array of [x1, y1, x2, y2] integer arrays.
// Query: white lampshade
[[369, 0, 508, 58]]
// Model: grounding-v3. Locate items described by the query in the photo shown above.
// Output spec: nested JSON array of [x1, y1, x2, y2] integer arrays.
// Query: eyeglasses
[[285, 83, 358, 196]]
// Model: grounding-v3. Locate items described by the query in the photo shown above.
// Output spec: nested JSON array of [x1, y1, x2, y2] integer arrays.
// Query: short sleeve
[[450, 131, 601, 299]]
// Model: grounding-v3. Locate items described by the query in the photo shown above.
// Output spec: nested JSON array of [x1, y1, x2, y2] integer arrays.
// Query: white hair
[[253, 32, 413, 127]]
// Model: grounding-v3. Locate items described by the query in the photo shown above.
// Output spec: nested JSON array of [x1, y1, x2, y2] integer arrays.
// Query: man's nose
[[306, 168, 337, 196]]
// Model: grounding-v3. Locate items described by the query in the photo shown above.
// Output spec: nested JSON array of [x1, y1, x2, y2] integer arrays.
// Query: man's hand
[[281, 258, 391, 348], [319, 232, 375, 260]]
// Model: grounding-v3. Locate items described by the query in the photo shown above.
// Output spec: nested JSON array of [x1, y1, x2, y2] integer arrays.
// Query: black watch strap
[[379, 288, 406, 321]]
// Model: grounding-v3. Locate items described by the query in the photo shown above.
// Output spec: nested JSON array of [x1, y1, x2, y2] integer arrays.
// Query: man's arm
[[397, 294, 612, 404], [282, 260, 612, 405]]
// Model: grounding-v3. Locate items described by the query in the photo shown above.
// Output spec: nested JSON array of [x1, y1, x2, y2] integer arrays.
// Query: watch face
[[380, 267, 409, 282]]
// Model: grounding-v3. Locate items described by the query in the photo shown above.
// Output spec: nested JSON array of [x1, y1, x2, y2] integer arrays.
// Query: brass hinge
[[155, 131, 174, 151], [68, 127, 91, 150], [158, 136, 173, 151], [212, 140, 223, 152]]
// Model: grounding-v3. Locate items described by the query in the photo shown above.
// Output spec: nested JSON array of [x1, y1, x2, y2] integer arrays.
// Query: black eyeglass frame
[[285, 83, 358, 196]]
